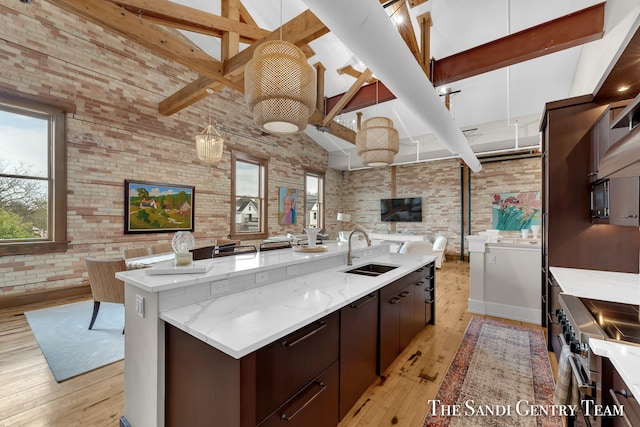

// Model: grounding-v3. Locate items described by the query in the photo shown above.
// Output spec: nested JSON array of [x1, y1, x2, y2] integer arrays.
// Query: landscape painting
[[124, 180, 194, 233], [491, 191, 541, 231]]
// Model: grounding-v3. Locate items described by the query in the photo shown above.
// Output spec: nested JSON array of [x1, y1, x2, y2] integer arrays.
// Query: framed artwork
[[279, 187, 297, 225], [124, 180, 194, 233], [492, 191, 541, 231]]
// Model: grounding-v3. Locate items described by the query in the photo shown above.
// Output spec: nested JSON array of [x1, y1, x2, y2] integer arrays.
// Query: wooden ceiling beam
[[308, 111, 356, 144], [111, 0, 270, 44], [382, 0, 424, 71], [221, 0, 240, 60], [337, 65, 377, 84], [325, 81, 396, 115], [48, 0, 243, 92], [325, 3, 605, 116], [224, 9, 328, 79], [323, 68, 373, 127], [431, 2, 605, 86], [159, 10, 327, 116]]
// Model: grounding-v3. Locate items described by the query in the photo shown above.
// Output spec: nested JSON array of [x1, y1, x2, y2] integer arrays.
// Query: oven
[[557, 294, 640, 427], [558, 294, 605, 427]]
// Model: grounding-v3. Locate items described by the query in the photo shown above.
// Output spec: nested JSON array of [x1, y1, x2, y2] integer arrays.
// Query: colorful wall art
[[491, 192, 541, 231]]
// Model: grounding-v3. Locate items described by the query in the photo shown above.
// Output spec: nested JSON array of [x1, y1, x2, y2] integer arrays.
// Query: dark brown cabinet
[[255, 312, 339, 424], [608, 177, 639, 226], [339, 293, 378, 420], [165, 261, 437, 427], [379, 262, 435, 374], [603, 358, 640, 427]]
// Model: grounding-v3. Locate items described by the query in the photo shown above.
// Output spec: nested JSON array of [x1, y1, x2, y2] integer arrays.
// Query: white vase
[[303, 227, 320, 247], [530, 225, 540, 239]]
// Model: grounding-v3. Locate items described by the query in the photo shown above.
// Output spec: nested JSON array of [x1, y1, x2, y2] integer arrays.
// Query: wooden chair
[[123, 247, 149, 259], [150, 243, 173, 254], [259, 241, 292, 251], [85, 257, 126, 332], [190, 245, 217, 261], [214, 245, 257, 257]]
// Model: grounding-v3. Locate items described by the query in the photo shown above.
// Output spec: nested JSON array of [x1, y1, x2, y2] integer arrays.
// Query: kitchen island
[[116, 240, 436, 427]]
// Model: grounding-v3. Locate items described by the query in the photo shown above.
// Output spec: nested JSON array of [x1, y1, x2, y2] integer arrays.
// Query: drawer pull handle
[[622, 214, 638, 218], [609, 389, 634, 427], [388, 297, 401, 305], [280, 381, 327, 421], [399, 291, 410, 297], [282, 321, 327, 348], [350, 293, 376, 309]]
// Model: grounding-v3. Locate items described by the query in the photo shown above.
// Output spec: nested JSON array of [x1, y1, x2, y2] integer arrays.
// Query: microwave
[[590, 179, 609, 218]]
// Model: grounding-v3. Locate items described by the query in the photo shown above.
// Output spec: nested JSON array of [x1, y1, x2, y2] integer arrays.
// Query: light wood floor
[[0, 260, 555, 427]]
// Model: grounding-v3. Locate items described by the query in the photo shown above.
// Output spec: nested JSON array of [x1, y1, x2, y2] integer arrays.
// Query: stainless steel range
[[557, 294, 640, 427]]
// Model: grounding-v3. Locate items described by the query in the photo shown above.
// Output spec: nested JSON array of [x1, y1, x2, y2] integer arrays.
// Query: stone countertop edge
[[589, 338, 640, 401], [159, 252, 435, 359], [116, 240, 384, 293]]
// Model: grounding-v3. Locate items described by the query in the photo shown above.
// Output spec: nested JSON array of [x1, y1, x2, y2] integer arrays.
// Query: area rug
[[422, 316, 561, 427], [25, 300, 124, 382]]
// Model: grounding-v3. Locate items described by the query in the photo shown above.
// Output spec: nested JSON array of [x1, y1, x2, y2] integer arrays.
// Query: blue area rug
[[25, 300, 124, 382]]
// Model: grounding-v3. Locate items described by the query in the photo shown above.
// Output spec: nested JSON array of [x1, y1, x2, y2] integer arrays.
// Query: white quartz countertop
[[550, 266, 640, 399], [549, 267, 640, 305], [589, 338, 640, 400], [160, 252, 434, 359], [117, 240, 382, 293]]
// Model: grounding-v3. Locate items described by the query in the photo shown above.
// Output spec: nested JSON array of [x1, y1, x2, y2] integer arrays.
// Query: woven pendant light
[[356, 117, 399, 167], [244, 40, 316, 135], [195, 89, 224, 164]]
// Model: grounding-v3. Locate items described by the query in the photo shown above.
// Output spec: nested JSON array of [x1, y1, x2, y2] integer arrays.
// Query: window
[[0, 94, 67, 255], [304, 170, 324, 229], [231, 151, 268, 239]]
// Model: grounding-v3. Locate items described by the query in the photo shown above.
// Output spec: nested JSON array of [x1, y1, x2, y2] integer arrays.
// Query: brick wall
[[341, 156, 541, 258], [0, 0, 540, 296], [0, 0, 335, 295]]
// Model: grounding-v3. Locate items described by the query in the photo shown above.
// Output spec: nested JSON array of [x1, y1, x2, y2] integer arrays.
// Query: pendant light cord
[[279, 0, 283, 41]]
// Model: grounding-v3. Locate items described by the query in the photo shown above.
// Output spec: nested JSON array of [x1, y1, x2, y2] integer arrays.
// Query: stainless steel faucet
[[347, 225, 371, 265]]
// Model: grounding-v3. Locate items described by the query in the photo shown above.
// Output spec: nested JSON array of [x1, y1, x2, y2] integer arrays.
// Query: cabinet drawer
[[610, 361, 640, 427], [255, 311, 339, 423], [257, 362, 339, 427]]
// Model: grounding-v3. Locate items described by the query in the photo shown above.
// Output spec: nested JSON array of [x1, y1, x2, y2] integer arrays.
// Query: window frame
[[0, 93, 67, 256], [304, 168, 325, 230], [230, 150, 269, 241]]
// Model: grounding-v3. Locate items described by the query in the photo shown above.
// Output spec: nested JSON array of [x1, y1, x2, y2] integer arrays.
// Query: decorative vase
[[530, 225, 540, 239], [303, 227, 320, 248], [172, 231, 195, 266]]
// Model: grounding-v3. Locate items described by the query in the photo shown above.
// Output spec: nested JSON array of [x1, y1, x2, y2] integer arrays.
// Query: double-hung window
[[231, 151, 268, 239], [304, 170, 324, 229], [0, 94, 67, 255]]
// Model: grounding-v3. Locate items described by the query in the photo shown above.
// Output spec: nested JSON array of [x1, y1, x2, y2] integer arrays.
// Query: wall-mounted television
[[380, 197, 422, 222]]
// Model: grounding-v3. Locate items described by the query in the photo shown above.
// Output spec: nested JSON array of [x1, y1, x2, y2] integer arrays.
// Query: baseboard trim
[[467, 299, 541, 325], [0, 285, 91, 310]]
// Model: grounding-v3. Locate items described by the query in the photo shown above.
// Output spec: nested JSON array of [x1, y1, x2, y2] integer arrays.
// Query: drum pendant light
[[244, 1, 316, 135], [356, 82, 399, 167], [195, 89, 224, 164]]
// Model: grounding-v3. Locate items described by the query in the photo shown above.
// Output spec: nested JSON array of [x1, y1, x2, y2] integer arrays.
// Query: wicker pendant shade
[[195, 125, 224, 164], [244, 40, 316, 135], [356, 116, 399, 167]]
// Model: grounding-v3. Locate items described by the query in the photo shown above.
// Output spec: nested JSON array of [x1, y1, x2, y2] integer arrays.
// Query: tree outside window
[[0, 95, 66, 255]]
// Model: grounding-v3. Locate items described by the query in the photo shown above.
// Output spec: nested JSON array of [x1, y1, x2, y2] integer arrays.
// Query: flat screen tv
[[380, 197, 422, 222]]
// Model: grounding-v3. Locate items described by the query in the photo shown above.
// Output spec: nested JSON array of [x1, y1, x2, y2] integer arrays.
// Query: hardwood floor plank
[[0, 260, 551, 427]]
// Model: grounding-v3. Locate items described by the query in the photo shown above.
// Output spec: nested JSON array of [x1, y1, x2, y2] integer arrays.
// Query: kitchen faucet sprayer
[[347, 226, 371, 266]]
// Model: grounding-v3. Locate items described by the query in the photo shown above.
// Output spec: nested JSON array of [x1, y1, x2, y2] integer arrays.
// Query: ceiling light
[[617, 85, 630, 92], [195, 89, 224, 164], [356, 117, 399, 167], [244, 41, 316, 134]]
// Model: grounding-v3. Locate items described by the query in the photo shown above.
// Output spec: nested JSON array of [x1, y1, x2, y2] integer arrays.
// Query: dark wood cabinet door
[[379, 285, 400, 375], [255, 311, 339, 424], [398, 284, 415, 351], [609, 177, 639, 226], [339, 292, 379, 420], [257, 362, 339, 427]]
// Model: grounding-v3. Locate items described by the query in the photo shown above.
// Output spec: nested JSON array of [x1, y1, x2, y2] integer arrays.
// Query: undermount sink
[[344, 263, 398, 277]]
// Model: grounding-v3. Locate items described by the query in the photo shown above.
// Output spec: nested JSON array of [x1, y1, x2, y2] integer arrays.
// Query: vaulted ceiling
[[48, 0, 640, 170]]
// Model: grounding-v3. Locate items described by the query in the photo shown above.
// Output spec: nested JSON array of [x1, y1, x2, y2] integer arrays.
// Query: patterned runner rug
[[423, 317, 561, 427]]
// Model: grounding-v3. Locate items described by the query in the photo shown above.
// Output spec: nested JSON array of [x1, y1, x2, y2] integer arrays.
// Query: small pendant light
[[195, 88, 224, 164]]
